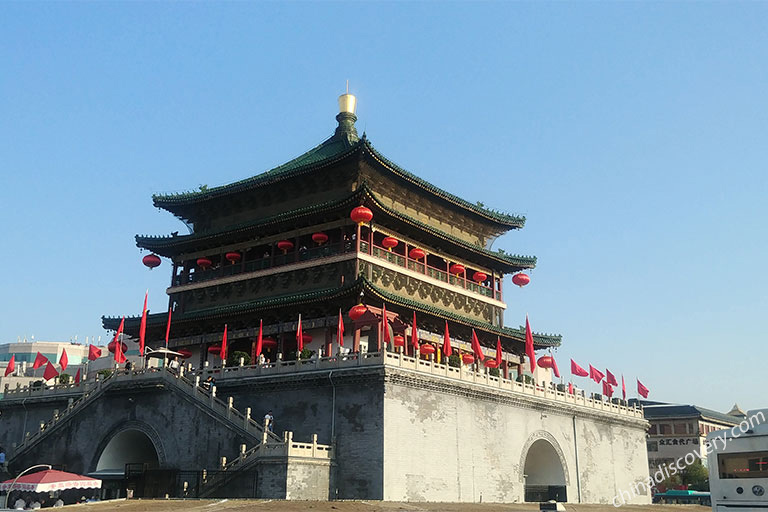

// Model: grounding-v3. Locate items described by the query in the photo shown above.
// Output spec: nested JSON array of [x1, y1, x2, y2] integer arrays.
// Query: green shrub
[[488, 367, 500, 377], [59, 373, 71, 385], [447, 354, 461, 368], [97, 369, 113, 379], [230, 351, 251, 366]]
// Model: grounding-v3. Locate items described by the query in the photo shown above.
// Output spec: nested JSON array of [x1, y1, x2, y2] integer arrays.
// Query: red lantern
[[472, 272, 487, 283], [225, 252, 241, 264], [484, 359, 499, 368], [462, 354, 475, 365], [277, 240, 294, 254], [108, 341, 128, 353], [409, 248, 425, 260], [381, 237, 399, 251], [393, 335, 405, 347], [349, 304, 368, 321], [312, 232, 329, 245], [208, 344, 222, 355], [419, 344, 436, 356], [512, 273, 530, 287], [178, 349, 192, 359], [449, 263, 465, 276], [197, 258, 212, 270], [262, 338, 277, 348], [350, 206, 373, 225], [142, 254, 161, 269], [537, 355, 555, 369]]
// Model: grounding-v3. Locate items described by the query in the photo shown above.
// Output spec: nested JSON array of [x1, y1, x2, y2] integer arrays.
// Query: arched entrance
[[522, 437, 568, 502], [96, 429, 159, 473]]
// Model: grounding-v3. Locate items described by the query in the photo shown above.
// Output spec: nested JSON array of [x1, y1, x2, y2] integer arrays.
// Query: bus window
[[719, 451, 768, 479]]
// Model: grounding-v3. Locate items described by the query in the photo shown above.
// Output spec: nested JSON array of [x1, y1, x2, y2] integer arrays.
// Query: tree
[[682, 460, 709, 491], [230, 351, 251, 366]]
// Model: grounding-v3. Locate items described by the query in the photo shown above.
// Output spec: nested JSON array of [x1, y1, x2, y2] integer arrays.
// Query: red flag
[[606, 369, 618, 386], [139, 291, 148, 357], [43, 361, 59, 381], [88, 344, 102, 361], [74, 368, 81, 384], [525, 315, 536, 373], [256, 319, 264, 356], [296, 315, 303, 352], [114, 317, 126, 364], [220, 324, 228, 360], [637, 379, 650, 398], [568, 382, 574, 394], [33, 352, 48, 370], [336, 310, 344, 347], [550, 354, 561, 378], [59, 348, 68, 372], [165, 307, 173, 348], [602, 380, 614, 398], [381, 303, 391, 344], [410, 312, 419, 351], [442, 321, 452, 357], [589, 364, 604, 384], [4, 355, 15, 377], [495, 337, 502, 367], [622, 374, 626, 400], [471, 329, 485, 361], [571, 359, 588, 377]]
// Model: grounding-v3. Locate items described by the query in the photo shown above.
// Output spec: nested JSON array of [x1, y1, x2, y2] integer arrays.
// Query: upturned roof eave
[[102, 277, 560, 350]]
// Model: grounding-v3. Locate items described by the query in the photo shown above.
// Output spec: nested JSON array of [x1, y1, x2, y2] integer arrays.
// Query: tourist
[[13, 496, 25, 510], [168, 356, 180, 372], [0, 445, 6, 470], [53, 498, 64, 507], [30, 498, 41, 509], [264, 410, 274, 432], [124, 360, 132, 372], [202, 376, 213, 390]]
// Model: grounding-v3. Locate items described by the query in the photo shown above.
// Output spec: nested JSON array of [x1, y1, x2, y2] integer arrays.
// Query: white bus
[[708, 409, 768, 512]]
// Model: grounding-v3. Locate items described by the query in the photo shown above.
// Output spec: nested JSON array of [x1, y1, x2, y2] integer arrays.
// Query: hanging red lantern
[[312, 232, 329, 245], [472, 271, 487, 283], [298, 332, 313, 343], [142, 254, 161, 269], [462, 354, 475, 365], [197, 258, 212, 270], [108, 341, 128, 353], [512, 273, 531, 287], [208, 344, 222, 355], [449, 263, 465, 276], [419, 344, 436, 356], [277, 240, 294, 254], [178, 349, 193, 359], [350, 206, 373, 225], [537, 355, 556, 369], [484, 359, 499, 368], [381, 237, 399, 251], [262, 338, 277, 348], [393, 335, 405, 347], [349, 304, 368, 321], [408, 248, 425, 260], [225, 252, 242, 264]]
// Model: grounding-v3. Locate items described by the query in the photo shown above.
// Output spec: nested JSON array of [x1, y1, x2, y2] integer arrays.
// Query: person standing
[[264, 410, 274, 432], [0, 445, 6, 470]]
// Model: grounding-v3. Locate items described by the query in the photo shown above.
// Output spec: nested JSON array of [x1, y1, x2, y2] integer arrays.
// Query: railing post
[[67, 398, 74, 411], [220, 456, 226, 469], [194, 376, 200, 396], [227, 397, 234, 419], [240, 444, 247, 460], [179, 365, 184, 378], [210, 387, 216, 405], [311, 433, 318, 458], [245, 407, 251, 429]]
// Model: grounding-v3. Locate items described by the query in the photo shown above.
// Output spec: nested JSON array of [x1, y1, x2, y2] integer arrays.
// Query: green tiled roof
[[137, 185, 535, 271], [102, 277, 561, 350], [151, 130, 524, 227], [152, 135, 357, 207]]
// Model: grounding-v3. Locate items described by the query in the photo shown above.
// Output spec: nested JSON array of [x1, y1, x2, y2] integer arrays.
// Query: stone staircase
[[7, 367, 282, 466]]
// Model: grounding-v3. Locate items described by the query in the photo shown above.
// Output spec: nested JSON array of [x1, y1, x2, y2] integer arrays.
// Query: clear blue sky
[[1, 2, 766, 413]]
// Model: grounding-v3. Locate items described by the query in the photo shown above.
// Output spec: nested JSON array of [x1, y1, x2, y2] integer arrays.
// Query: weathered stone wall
[[222, 367, 384, 500], [285, 458, 332, 500], [381, 368, 650, 504]]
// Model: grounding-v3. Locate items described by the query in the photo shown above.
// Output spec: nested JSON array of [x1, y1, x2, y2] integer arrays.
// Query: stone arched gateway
[[91, 420, 166, 474], [519, 431, 569, 502]]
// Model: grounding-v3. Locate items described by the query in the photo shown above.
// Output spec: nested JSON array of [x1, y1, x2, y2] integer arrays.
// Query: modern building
[[643, 401, 742, 471], [1, 93, 650, 504]]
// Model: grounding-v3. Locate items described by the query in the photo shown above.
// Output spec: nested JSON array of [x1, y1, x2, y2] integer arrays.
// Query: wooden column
[[250, 340, 258, 365], [353, 325, 361, 353], [324, 326, 332, 358]]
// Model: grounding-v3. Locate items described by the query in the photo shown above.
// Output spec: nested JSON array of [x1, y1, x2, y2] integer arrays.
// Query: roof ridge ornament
[[335, 86, 359, 146]]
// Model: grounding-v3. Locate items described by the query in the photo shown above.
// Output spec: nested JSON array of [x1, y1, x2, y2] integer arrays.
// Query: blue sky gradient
[[1, 2, 766, 412]]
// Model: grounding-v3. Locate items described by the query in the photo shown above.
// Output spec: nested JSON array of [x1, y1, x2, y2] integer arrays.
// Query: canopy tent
[[1, 469, 102, 493], [144, 347, 184, 359]]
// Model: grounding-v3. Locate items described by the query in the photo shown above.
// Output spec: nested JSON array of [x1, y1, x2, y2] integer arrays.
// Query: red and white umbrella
[[0, 469, 101, 493]]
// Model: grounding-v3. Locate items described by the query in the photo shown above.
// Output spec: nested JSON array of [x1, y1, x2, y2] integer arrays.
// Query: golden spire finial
[[338, 82, 356, 114]]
